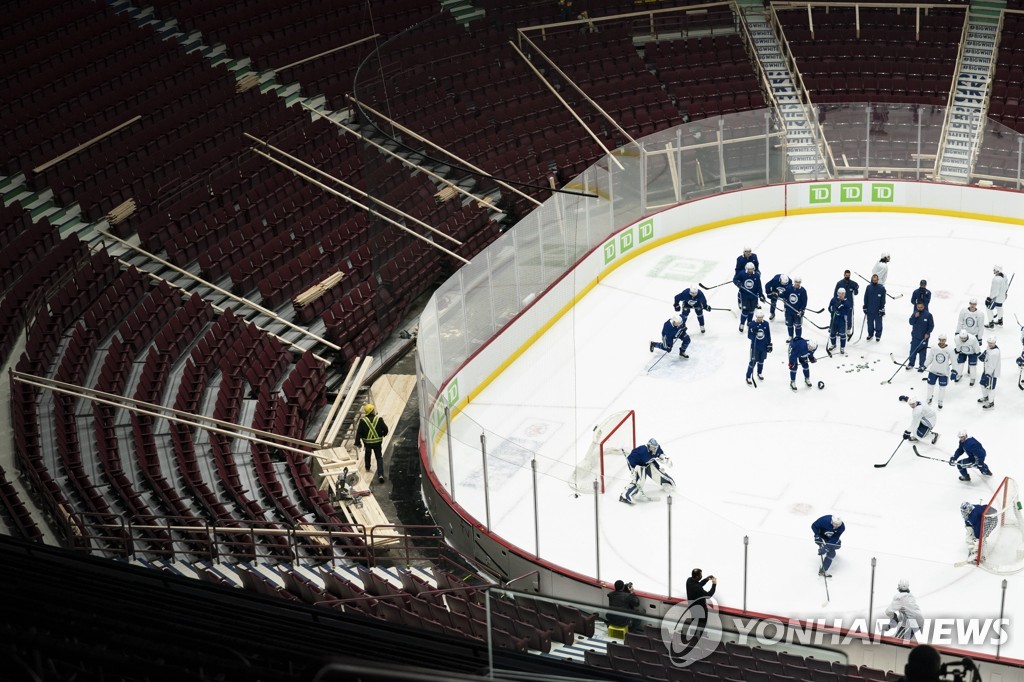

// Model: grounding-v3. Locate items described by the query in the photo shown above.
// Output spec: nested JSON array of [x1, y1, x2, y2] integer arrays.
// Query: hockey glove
[[789, 362, 796, 371], [817, 545, 827, 556], [759, 295, 767, 303], [903, 430, 913, 440], [1017, 356, 1024, 367], [815, 537, 824, 547], [767, 343, 773, 354], [949, 458, 957, 466], [979, 351, 987, 363], [981, 373, 991, 388], [673, 302, 680, 311], [985, 297, 993, 308], [809, 356, 816, 363], [880, 310, 885, 317]]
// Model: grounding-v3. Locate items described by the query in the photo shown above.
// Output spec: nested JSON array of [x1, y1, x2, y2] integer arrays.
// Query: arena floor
[[441, 211, 1024, 660]]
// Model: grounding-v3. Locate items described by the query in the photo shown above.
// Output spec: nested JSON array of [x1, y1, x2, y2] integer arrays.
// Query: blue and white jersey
[[735, 252, 760, 274], [733, 270, 764, 304], [828, 295, 852, 325], [626, 443, 664, 468], [990, 273, 1009, 304], [982, 345, 1001, 379], [954, 437, 987, 465], [925, 345, 952, 376], [785, 286, 808, 313], [958, 307, 985, 338], [674, 287, 707, 311], [955, 335, 981, 358], [966, 504, 996, 539], [661, 319, 686, 341], [747, 319, 771, 350], [909, 403, 937, 433], [812, 515, 846, 543], [788, 338, 815, 364], [765, 275, 791, 299]]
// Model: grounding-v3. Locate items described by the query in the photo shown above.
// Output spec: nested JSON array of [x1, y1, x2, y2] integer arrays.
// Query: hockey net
[[570, 410, 635, 495], [975, 477, 1024, 574]]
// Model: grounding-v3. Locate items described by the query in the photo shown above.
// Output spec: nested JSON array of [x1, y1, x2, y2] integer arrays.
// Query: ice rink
[[442, 211, 1024, 659]]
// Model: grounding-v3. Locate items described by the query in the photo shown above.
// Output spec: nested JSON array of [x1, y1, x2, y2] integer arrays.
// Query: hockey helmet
[[897, 578, 910, 591], [793, 275, 802, 284], [987, 336, 997, 346], [958, 430, 968, 440], [780, 274, 790, 285], [831, 515, 843, 528], [807, 340, 817, 351], [961, 502, 973, 517], [743, 246, 752, 254], [647, 438, 659, 451], [958, 329, 969, 340], [837, 287, 846, 295], [969, 297, 978, 305], [755, 309, 765, 319], [745, 262, 756, 272], [994, 264, 1003, 272], [670, 315, 682, 326], [881, 252, 890, 260], [937, 333, 947, 342], [364, 404, 375, 414], [920, 280, 927, 286]]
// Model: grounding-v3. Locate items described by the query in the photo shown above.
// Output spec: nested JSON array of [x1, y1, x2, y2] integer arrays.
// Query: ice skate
[[818, 568, 832, 578], [679, 349, 689, 358], [619, 495, 633, 505], [790, 381, 797, 391], [839, 348, 845, 355], [959, 475, 971, 482], [805, 379, 812, 387], [649, 341, 656, 353], [746, 378, 753, 386], [757, 374, 764, 381], [983, 400, 995, 410], [978, 397, 988, 403], [700, 326, 706, 334], [769, 312, 775, 320]]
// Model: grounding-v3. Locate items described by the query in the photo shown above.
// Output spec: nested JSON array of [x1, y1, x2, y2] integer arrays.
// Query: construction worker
[[354, 404, 389, 483]]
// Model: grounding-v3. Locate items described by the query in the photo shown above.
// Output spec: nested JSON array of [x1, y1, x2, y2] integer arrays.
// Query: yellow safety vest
[[362, 415, 383, 444]]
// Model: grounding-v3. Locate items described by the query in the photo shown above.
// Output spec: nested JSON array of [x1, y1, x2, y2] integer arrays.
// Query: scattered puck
[[817, 380, 825, 389]]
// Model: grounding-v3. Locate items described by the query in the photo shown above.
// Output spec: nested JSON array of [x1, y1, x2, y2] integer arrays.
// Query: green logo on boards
[[809, 184, 832, 204], [638, 219, 654, 243], [809, 182, 895, 204], [619, 230, 634, 254], [603, 240, 616, 264], [446, 379, 459, 406]]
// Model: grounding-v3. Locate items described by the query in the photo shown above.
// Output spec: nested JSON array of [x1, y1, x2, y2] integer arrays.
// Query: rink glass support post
[[444, 404, 455, 502], [531, 458, 540, 558], [864, 105, 871, 178], [743, 535, 749, 612], [593, 479, 601, 582], [676, 128, 683, 199], [717, 117, 726, 190], [481, 433, 490, 531], [485, 591, 495, 678], [667, 495, 673, 597], [868, 557, 876, 635], [639, 143, 648, 216], [915, 112, 922, 180], [1017, 136, 1023, 191], [764, 111, 771, 183], [998, 578, 1008, 659]]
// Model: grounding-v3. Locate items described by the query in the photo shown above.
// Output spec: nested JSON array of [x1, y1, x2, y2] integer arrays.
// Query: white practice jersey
[[925, 345, 952, 376], [983, 345, 1002, 378], [910, 403, 937, 432], [871, 260, 889, 285], [957, 308, 985, 338], [955, 335, 981, 357], [884, 591, 924, 629], [990, 273, 1009, 303]]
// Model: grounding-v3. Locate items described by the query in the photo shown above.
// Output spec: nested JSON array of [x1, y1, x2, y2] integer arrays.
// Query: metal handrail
[[934, 9, 973, 179]]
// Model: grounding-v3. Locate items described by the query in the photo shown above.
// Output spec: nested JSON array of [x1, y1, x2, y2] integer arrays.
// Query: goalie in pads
[[961, 501, 998, 560], [619, 439, 676, 505]]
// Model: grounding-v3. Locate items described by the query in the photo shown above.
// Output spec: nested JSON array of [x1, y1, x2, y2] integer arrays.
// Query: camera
[[939, 658, 980, 682]]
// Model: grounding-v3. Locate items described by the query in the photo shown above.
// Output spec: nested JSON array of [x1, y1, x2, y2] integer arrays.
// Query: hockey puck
[[817, 380, 825, 389]]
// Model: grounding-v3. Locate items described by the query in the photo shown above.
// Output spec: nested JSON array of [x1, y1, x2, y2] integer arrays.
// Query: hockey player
[[673, 285, 708, 333], [899, 395, 939, 443], [924, 334, 952, 409], [734, 246, 759, 274], [871, 253, 891, 286], [978, 336, 1000, 409], [884, 579, 922, 640], [950, 431, 993, 482], [764, 273, 792, 321], [619, 439, 676, 505], [827, 288, 852, 354], [907, 301, 934, 372], [833, 270, 860, 338], [811, 514, 845, 576], [784, 276, 808, 341], [957, 298, 985, 343], [961, 501, 997, 560], [952, 330, 981, 385], [745, 310, 771, 385], [788, 337, 818, 391], [863, 273, 886, 342], [985, 265, 1009, 328], [650, 315, 691, 358], [910, 280, 931, 311], [734, 262, 765, 333]]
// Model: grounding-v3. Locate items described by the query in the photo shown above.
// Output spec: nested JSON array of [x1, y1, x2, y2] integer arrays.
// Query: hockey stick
[[854, 271, 902, 299], [781, 299, 830, 330], [912, 445, 948, 463], [699, 280, 732, 290], [647, 347, 671, 373], [881, 340, 926, 384], [818, 554, 831, 607], [874, 438, 905, 468], [954, 558, 976, 568]]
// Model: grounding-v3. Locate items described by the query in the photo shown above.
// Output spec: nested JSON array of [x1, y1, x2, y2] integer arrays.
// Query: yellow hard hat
[[364, 404, 375, 414]]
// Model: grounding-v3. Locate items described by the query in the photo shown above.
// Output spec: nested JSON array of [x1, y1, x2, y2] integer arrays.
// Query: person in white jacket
[[979, 336, 1001, 409], [885, 579, 923, 639], [985, 265, 1009, 328]]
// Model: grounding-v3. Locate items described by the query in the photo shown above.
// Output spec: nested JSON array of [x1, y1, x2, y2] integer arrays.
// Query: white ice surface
[[442, 212, 1024, 659]]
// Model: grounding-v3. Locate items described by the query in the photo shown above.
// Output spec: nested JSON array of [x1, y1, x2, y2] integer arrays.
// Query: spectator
[[606, 580, 641, 631], [685, 568, 717, 605], [902, 644, 941, 682]]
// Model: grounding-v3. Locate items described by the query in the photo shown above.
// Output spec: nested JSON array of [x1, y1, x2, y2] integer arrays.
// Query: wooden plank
[[326, 355, 373, 445], [315, 361, 359, 445]]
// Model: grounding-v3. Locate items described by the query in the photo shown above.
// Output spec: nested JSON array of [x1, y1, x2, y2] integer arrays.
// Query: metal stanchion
[[667, 495, 673, 597], [444, 404, 455, 501], [532, 459, 540, 558], [481, 433, 490, 530], [998, 578, 1008, 659], [868, 557, 877, 635], [594, 479, 601, 581], [743, 535, 749, 612]]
